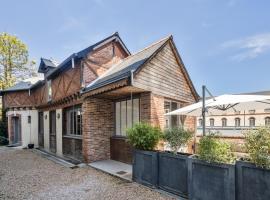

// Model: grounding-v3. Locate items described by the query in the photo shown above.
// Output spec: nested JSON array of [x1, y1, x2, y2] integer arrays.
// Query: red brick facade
[[82, 97, 114, 163], [82, 91, 197, 163]]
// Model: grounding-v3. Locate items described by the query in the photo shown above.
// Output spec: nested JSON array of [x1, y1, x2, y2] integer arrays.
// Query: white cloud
[[221, 33, 270, 61]]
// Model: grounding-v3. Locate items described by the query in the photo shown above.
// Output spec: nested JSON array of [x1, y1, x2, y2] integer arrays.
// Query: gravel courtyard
[[0, 147, 174, 200]]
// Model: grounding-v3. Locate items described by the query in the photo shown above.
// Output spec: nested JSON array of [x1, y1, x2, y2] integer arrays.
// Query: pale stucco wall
[[56, 109, 62, 156], [43, 111, 50, 151], [7, 109, 38, 148]]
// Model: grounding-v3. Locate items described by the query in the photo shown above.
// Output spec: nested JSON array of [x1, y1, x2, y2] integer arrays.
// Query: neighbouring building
[[1, 32, 198, 164], [196, 91, 270, 152]]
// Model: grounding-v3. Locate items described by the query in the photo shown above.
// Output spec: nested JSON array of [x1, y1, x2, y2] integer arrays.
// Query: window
[[249, 117, 255, 127], [249, 110, 255, 114], [265, 117, 270, 126], [28, 116, 31, 124], [164, 100, 181, 128], [235, 118, 240, 127], [64, 105, 82, 135], [209, 118, 214, 127], [47, 80, 52, 102], [115, 98, 140, 136], [221, 118, 227, 127], [265, 108, 270, 113], [198, 119, 203, 127]]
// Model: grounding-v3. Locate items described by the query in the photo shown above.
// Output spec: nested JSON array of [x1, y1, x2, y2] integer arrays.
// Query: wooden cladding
[[82, 42, 128, 86], [133, 42, 196, 103]]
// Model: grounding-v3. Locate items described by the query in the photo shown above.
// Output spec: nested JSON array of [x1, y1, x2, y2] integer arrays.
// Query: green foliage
[[163, 127, 193, 154], [197, 133, 236, 164], [127, 123, 162, 151], [0, 136, 8, 146], [244, 127, 270, 169], [0, 32, 36, 90]]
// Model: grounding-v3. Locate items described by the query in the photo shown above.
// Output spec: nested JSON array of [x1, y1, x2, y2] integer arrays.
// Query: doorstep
[[33, 148, 82, 168], [89, 159, 132, 182]]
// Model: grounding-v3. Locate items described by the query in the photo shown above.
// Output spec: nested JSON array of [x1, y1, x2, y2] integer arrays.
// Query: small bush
[[0, 136, 8, 146], [163, 127, 193, 154], [127, 123, 162, 151], [197, 133, 236, 164], [244, 127, 270, 169]]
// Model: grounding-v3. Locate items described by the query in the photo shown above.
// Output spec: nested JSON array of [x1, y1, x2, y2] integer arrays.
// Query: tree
[[0, 32, 36, 90]]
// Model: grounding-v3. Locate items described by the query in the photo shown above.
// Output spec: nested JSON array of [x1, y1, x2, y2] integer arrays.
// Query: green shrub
[[244, 127, 270, 169], [197, 133, 236, 164], [163, 127, 193, 154], [127, 123, 162, 151], [0, 136, 8, 146]]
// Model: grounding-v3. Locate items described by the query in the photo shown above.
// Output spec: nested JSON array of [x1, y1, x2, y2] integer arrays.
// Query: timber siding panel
[[82, 41, 128, 86], [133, 43, 196, 103], [3, 91, 35, 108]]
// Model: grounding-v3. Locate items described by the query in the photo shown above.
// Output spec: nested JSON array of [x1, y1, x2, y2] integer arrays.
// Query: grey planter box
[[158, 152, 189, 197], [188, 156, 235, 200], [236, 160, 270, 200], [132, 149, 158, 187]]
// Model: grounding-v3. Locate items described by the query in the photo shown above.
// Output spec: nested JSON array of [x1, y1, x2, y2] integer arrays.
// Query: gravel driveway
[[0, 147, 174, 200]]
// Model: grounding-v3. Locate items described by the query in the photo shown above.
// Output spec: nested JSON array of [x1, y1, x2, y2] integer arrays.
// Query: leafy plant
[[197, 133, 236, 164], [127, 123, 162, 151], [0, 136, 8, 146], [163, 127, 193, 154], [244, 127, 270, 169]]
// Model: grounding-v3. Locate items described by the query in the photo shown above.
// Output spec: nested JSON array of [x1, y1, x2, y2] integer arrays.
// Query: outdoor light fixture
[[57, 113, 61, 119], [45, 114, 47, 120]]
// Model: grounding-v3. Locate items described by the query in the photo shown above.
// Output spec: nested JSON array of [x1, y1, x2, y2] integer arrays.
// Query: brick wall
[[82, 97, 114, 163], [140, 92, 165, 129]]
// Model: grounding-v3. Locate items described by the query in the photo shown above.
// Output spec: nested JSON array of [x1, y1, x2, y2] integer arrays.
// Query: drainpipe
[[130, 69, 135, 86], [130, 70, 135, 126]]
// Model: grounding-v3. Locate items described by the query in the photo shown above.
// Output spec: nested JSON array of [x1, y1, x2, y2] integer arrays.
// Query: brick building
[[1, 32, 198, 164]]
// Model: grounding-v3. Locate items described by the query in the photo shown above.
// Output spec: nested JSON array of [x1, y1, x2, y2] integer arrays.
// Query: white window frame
[[164, 100, 182, 129]]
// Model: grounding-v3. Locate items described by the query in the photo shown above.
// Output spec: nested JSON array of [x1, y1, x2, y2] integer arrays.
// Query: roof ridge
[[121, 35, 171, 62]]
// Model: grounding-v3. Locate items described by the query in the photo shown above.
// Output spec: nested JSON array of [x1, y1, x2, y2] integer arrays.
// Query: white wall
[[56, 109, 62, 156], [43, 111, 50, 151], [197, 108, 270, 136], [7, 109, 38, 148]]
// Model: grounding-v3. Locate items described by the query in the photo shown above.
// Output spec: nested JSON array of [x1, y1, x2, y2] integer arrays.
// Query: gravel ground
[[0, 147, 175, 200]]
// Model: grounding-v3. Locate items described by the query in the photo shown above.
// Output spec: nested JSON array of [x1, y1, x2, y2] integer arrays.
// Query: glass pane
[[127, 100, 132, 129], [171, 102, 178, 127], [115, 102, 121, 136], [133, 99, 140, 125], [164, 101, 170, 128], [121, 101, 127, 136]]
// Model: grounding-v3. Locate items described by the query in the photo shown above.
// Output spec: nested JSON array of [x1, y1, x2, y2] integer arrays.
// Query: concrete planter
[[188, 156, 235, 200], [158, 152, 189, 197], [132, 149, 158, 187], [236, 160, 270, 200]]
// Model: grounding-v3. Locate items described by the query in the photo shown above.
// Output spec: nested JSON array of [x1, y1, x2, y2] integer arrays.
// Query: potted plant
[[127, 123, 162, 187], [236, 127, 270, 200], [188, 133, 236, 200], [158, 127, 193, 197]]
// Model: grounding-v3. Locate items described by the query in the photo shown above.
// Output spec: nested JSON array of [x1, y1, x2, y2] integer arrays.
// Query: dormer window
[[48, 80, 52, 102]]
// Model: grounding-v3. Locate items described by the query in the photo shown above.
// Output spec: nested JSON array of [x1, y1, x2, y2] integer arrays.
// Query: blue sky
[[1, 0, 270, 96]]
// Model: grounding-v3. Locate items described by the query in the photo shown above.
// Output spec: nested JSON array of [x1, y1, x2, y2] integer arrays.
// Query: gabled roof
[[38, 58, 57, 73], [83, 36, 171, 92], [46, 32, 130, 79], [0, 77, 44, 93], [83, 35, 199, 101]]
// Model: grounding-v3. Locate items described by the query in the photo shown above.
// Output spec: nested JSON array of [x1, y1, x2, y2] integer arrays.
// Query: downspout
[[131, 70, 135, 126]]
